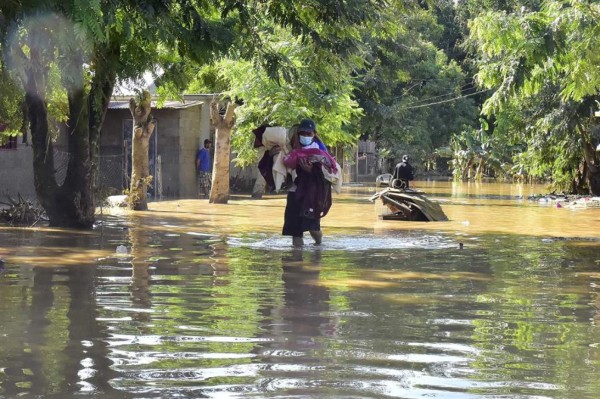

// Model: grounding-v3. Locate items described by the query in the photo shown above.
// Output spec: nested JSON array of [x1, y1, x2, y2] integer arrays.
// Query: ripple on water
[[228, 233, 457, 251], [108, 361, 557, 398]]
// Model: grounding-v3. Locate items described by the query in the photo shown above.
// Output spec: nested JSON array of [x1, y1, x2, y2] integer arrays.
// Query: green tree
[[172, 3, 388, 202], [187, 29, 363, 169], [1, 0, 387, 226], [1, 1, 174, 227], [353, 4, 479, 172], [0, 60, 23, 138], [183, 24, 364, 202], [428, 0, 547, 180], [468, 1, 600, 194]]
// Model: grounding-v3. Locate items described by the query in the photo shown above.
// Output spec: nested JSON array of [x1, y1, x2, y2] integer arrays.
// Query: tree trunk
[[128, 91, 155, 210], [463, 159, 473, 179], [571, 159, 587, 194], [27, 59, 96, 228], [475, 157, 484, 180], [209, 100, 237, 204], [24, 39, 118, 228], [28, 89, 59, 219], [89, 41, 120, 198], [60, 86, 95, 227], [583, 141, 600, 195]]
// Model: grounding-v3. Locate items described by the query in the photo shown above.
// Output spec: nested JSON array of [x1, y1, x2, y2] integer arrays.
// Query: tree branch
[[223, 102, 237, 128], [210, 99, 221, 127]]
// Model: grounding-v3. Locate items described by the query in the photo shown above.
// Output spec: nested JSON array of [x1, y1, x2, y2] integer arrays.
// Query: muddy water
[[1, 181, 600, 398]]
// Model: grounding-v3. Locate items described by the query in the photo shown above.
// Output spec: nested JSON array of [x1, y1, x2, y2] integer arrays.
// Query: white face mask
[[299, 136, 314, 146]]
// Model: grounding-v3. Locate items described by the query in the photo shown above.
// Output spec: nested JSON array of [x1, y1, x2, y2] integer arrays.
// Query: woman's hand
[[298, 157, 313, 172]]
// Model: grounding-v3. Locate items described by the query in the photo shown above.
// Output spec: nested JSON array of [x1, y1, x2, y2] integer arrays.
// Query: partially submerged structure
[[370, 187, 448, 221], [1, 95, 215, 201], [100, 95, 212, 199]]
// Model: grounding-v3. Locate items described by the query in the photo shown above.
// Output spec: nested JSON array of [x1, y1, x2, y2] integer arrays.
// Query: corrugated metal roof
[[108, 100, 203, 110]]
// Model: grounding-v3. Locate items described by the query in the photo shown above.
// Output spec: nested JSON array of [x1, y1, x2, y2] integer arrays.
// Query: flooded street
[[1, 181, 600, 398]]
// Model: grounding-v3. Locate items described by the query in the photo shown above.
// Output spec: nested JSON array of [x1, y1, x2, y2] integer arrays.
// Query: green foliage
[[466, 0, 600, 192], [0, 40, 73, 142], [0, 67, 22, 137], [181, 5, 390, 167], [189, 39, 362, 166], [354, 4, 479, 166], [173, 2, 483, 173]]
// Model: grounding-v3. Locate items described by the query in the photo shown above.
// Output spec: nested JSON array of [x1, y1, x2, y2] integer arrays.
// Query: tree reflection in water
[[1, 258, 118, 396], [2, 181, 600, 398], [129, 225, 152, 324]]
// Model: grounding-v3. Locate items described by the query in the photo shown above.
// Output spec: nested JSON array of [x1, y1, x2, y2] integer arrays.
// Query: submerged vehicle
[[370, 175, 448, 222]]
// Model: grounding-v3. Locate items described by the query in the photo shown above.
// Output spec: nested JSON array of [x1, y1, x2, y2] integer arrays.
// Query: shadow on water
[[1, 182, 600, 398]]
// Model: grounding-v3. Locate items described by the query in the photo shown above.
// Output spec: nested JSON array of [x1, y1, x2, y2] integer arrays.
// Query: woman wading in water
[[282, 119, 338, 246]]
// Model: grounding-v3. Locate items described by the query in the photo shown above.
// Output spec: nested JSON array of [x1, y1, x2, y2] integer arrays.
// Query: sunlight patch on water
[[108, 334, 275, 347], [388, 353, 472, 364], [228, 233, 457, 251]]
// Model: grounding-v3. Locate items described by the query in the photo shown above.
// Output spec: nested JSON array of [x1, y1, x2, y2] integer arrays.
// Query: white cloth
[[272, 151, 293, 192], [262, 126, 288, 150], [262, 127, 293, 192]]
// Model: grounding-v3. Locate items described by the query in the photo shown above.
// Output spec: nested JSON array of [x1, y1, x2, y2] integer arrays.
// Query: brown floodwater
[[1, 181, 600, 398]]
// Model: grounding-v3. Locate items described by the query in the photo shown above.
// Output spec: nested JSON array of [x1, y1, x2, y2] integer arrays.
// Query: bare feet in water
[[309, 230, 322, 245]]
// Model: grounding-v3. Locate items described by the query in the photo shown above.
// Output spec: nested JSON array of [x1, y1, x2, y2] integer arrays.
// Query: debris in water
[[370, 187, 448, 221], [115, 245, 128, 254]]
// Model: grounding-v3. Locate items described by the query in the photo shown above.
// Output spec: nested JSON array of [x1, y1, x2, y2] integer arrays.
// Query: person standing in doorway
[[196, 139, 212, 198]]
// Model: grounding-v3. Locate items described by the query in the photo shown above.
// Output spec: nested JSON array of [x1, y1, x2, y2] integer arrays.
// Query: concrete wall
[[101, 106, 205, 199], [0, 97, 245, 203], [0, 145, 36, 200], [101, 104, 210, 199]]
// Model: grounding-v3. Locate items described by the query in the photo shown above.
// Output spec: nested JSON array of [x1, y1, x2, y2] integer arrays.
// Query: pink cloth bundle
[[283, 148, 338, 174]]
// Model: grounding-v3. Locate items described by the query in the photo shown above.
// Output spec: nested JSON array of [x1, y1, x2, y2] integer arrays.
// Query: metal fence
[[97, 153, 126, 196], [14, 145, 162, 205]]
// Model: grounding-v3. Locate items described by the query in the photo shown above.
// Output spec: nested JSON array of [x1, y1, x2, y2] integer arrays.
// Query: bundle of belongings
[[253, 125, 343, 197], [283, 147, 340, 219]]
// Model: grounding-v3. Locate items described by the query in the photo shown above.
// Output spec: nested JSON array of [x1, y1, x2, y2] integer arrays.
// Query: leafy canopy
[[467, 0, 600, 190]]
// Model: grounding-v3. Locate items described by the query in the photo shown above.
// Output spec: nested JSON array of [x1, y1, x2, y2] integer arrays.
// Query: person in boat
[[391, 154, 414, 189], [282, 119, 337, 247]]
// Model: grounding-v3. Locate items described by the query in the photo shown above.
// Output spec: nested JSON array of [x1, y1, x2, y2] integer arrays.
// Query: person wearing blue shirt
[[196, 139, 212, 198]]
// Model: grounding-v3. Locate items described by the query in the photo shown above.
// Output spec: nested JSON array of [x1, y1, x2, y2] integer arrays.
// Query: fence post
[[156, 155, 162, 201]]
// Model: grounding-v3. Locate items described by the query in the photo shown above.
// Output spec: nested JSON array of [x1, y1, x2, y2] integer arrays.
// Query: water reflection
[[1, 182, 600, 398], [129, 225, 152, 323], [62, 265, 116, 395], [280, 249, 333, 348], [0, 251, 119, 396]]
